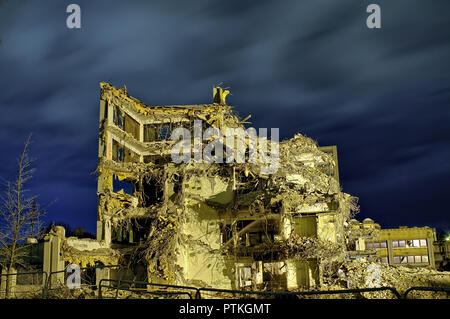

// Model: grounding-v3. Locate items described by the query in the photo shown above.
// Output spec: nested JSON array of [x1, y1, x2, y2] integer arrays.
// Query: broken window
[[144, 123, 172, 141], [123, 146, 139, 163], [295, 261, 309, 288], [158, 125, 171, 140], [113, 176, 134, 195], [231, 219, 276, 247], [292, 215, 317, 238], [80, 267, 96, 286], [236, 220, 253, 246], [144, 124, 157, 142], [113, 107, 124, 128], [112, 219, 152, 245], [123, 113, 140, 140], [142, 176, 164, 207], [130, 218, 152, 244], [112, 140, 122, 162], [235, 169, 259, 195], [263, 262, 287, 290], [112, 224, 132, 244], [237, 266, 252, 288], [221, 224, 233, 244], [112, 140, 139, 163]]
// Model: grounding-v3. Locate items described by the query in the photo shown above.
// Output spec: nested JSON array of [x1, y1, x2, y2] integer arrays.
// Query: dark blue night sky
[[0, 0, 449, 234]]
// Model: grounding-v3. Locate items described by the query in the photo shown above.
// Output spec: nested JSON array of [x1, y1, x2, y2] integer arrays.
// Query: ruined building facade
[[43, 83, 359, 291], [86, 83, 358, 290]]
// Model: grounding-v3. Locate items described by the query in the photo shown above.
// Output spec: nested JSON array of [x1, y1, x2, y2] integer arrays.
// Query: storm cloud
[[0, 0, 449, 232]]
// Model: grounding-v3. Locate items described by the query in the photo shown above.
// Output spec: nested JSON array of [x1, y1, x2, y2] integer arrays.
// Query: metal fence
[[1, 268, 449, 299], [98, 279, 199, 299]]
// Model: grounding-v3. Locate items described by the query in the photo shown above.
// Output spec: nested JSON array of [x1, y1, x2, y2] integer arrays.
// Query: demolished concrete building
[[26, 83, 450, 298], [59, 82, 356, 291]]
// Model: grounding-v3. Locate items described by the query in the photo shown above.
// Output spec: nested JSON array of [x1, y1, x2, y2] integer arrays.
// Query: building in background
[[347, 220, 436, 269]]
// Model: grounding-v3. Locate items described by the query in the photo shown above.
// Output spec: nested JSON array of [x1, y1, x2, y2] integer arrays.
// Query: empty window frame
[[113, 107, 124, 128], [237, 266, 252, 288], [221, 224, 233, 244], [123, 113, 140, 140], [158, 125, 171, 140], [292, 215, 317, 238]]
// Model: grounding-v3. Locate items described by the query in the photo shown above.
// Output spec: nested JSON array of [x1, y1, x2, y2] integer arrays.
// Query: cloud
[[0, 0, 449, 231]]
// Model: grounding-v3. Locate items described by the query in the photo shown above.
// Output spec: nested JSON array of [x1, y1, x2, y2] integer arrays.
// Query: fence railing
[[1, 268, 449, 299], [0, 270, 48, 298], [98, 279, 199, 299]]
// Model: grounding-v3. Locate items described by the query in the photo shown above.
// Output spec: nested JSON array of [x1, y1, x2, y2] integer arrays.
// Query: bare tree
[[0, 134, 44, 298]]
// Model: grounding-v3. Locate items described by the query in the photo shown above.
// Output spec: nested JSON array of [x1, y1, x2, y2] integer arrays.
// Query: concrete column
[[96, 221, 104, 241], [387, 240, 394, 266], [280, 211, 291, 241], [1, 267, 17, 298], [107, 100, 114, 126], [139, 123, 144, 143], [106, 101, 114, 160], [104, 217, 111, 246], [98, 99, 107, 158], [42, 226, 66, 287], [106, 134, 113, 161]]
